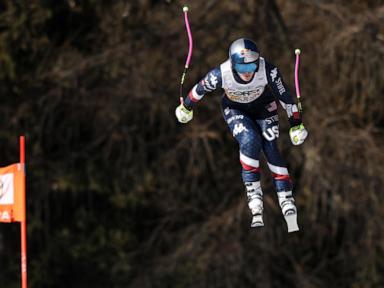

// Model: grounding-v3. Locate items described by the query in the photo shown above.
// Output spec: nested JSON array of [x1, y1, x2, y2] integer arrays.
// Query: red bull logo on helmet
[[240, 49, 259, 63]]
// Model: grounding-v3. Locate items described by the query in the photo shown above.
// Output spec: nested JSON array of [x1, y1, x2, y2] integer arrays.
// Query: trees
[[0, 1, 383, 287]]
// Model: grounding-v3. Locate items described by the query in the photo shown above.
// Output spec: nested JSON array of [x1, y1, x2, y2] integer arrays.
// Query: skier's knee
[[240, 152, 259, 173], [240, 152, 260, 182]]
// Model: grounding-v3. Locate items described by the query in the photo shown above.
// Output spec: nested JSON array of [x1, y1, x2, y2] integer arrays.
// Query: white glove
[[289, 123, 308, 145], [175, 97, 193, 123]]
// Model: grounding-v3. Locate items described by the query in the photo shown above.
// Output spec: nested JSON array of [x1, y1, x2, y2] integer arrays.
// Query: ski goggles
[[234, 62, 257, 73]]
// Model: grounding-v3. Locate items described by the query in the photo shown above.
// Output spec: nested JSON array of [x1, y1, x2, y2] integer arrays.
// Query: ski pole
[[180, 5, 193, 99], [294, 49, 303, 113]]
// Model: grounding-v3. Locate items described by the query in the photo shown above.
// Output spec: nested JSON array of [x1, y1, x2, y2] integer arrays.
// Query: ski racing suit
[[182, 57, 302, 227]]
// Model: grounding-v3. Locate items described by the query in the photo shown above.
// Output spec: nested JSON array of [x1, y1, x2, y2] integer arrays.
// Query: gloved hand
[[175, 97, 193, 123], [289, 123, 308, 145]]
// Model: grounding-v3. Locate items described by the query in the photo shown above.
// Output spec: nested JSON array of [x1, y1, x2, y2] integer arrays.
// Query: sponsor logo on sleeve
[[204, 73, 218, 91], [270, 68, 277, 82], [275, 77, 286, 95]]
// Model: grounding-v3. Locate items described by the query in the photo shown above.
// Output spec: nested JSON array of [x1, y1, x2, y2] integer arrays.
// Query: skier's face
[[238, 71, 254, 82]]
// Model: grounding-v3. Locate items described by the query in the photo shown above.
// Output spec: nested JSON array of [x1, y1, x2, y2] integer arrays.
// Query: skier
[[175, 38, 308, 232]]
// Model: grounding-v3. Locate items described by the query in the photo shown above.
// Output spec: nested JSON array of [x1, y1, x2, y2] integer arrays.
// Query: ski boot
[[245, 182, 264, 227], [278, 191, 299, 233]]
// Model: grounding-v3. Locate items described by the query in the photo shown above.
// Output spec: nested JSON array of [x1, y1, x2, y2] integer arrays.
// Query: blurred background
[[0, 0, 384, 287]]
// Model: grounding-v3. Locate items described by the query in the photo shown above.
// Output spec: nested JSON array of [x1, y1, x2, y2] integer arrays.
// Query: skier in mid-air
[[175, 38, 308, 232]]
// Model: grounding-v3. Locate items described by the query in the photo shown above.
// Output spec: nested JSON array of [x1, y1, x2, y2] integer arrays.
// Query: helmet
[[229, 38, 260, 73]]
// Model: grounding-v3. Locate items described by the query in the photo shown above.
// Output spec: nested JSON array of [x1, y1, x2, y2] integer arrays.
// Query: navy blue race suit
[[183, 57, 302, 193]]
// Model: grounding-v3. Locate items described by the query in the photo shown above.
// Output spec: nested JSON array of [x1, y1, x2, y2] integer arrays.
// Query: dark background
[[0, 0, 384, 287]]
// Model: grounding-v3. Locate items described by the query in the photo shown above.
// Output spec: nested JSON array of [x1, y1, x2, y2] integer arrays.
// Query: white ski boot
[[245, 182, 264, 227], [278, 191, 299, 233]]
